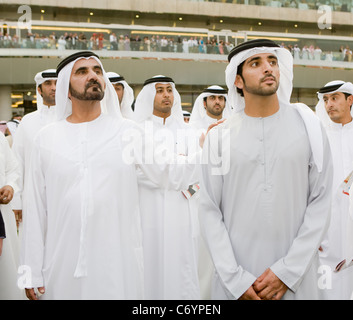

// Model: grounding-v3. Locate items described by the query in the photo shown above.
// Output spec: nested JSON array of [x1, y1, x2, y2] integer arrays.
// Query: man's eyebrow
[[246, 55, 278, 65], [324, 93, 340, 99], [155, 84, 172, 89], [246, 56, 260, 65], [74, 65, 102, 73]]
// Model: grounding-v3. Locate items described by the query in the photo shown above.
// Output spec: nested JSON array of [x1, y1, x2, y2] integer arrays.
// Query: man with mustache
[[189, 85, 231, 134], [19, 55, 200, 300], [315, 81, 353, 299], [133, 76, 201, 299], [199, 39, 333, 300]]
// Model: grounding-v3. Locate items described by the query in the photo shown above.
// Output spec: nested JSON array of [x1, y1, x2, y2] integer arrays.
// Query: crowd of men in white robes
[[1, 38, 353, 300]]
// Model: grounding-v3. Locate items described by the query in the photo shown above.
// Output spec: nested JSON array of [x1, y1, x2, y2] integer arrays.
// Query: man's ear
[[348, 94, 353, 108], [203, 99, 207, 110], [234, 74, 244, 90], [37, 87, 43, 97]]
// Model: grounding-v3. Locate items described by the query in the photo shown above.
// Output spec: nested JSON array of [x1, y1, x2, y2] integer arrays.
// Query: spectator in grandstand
[[58, 36, 66, 51]]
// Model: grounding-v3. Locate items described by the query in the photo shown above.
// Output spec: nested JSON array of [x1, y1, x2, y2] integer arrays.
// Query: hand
[[239, 285, 261, 300], [25, 287, 45, 300], [199, 119, 226, 148], [253, 268, 288, 300], [0, 185, 14, 205], [13, 210, 22, 229], [0, 238, 3, 256]]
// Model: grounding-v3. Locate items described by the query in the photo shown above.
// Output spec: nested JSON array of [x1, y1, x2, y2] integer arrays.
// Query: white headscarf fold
[[55, 56, 122, 121], [226, 42, 324, 172], [34, 69, 57, 112], [189, 85, 230, 125], [315, 80, 353, 128], [225, 46, 293, 113], [133, 75, 183, 124], [106, 72, 135, 119]]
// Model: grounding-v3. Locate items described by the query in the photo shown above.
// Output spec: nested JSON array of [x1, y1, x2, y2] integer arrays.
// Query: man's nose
[[263, 62, 274, 74], [87, 69, 99, 80]]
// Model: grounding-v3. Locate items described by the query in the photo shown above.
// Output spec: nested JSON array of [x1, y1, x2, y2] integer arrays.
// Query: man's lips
[[262, 76, 276, 84]]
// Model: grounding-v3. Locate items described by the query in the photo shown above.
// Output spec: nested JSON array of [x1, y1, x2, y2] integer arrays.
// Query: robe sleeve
[[123, 122, 201, 191], [1, 133, 20, 193], [19, 136, 47, 288], [270, 125, 333, 292], [198, 128, 257, 300], [11, 121, 26, 210]]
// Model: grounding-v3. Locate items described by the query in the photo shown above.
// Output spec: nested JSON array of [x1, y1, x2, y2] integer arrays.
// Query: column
[[0, 86, 13, 121]]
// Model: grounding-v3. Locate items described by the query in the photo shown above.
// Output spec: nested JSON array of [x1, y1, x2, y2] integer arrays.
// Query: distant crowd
[[0, 31, 352, 61], [0, 31, 234, 55]]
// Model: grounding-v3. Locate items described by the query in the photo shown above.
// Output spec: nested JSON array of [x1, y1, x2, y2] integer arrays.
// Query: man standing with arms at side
[[315, 80, 353, 299], [12, 69, 57, 229], [133, 75, 201, 300], [19, 52, 200, 300], [199, 39, 333, 300]]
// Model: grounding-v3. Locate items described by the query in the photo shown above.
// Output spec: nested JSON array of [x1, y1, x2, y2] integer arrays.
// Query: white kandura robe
[[137, 115, 201, 300], [190, 114, 221, 300], [319, 120, 353, 299], [12, 105, 57, 211], [20, 113, 200, 300], [200, 105, 333, 300], [0, 133, 23, 300]]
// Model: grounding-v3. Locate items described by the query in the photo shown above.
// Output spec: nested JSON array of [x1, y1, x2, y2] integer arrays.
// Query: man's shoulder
[[20, 110, 40, 123]]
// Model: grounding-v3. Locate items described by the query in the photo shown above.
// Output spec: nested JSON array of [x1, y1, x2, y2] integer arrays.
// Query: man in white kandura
[[19, 52, 200, 300], [315, 80, 353, 299], [189, 85, 231, 300], [12, 69, 57, 229], [199, 39, 333, 300], [189, 85, 231, 133], [107, 72, 135, 119], [133, 75, 201, 299], [0, 131, 23, 299]]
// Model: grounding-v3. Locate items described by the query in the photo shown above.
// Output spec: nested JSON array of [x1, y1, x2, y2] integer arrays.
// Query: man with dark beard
[[189, 85, 231, 134], [19, 52, 200, 300]]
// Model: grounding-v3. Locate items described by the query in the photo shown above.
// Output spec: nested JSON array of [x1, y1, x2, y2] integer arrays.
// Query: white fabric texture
[[0, 132, 24, 300], [134, 77, 201, 299], [200, 105, 333, 300], [33, 69, 57, 113], [133, 75, 183, 124], [106, 72, 135, 119], [189, 85, 230, 127], [225, 46, 324, 173], [55, 56, 122, 121], [12, 69, 58, 211], [199, 43, 333, 300], [315, 80, 353, 299], [19, 55, 144, 299], [315, 80, 353, 129]]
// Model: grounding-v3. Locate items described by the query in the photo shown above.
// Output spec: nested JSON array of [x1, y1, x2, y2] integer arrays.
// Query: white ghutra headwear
[[189, 85, 230, 125], [106, 72, 135, 119], [55, 51, 122, 121], [315, 80, 353, 128], [226, 39, 324, 172], [133, 75, 183, 124]]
